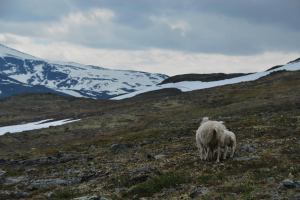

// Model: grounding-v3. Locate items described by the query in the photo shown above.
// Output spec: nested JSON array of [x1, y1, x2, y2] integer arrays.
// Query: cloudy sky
[[0, 0, 299, 75]]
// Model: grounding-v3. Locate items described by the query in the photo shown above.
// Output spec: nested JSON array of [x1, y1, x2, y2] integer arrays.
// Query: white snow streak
[[0, 119, 81, 135]]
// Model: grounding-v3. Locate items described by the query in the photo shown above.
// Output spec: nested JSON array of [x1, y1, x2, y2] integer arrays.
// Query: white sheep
[[195, 117, 227, 161], [196, 117, 236, 162]]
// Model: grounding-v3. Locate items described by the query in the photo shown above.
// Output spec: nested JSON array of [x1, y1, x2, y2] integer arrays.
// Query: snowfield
[[112, 61, 300, 100], [0, 119, 81, 135]]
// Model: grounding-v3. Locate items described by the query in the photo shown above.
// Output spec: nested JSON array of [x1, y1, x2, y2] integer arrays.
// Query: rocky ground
[[0, 70, 299, 199]]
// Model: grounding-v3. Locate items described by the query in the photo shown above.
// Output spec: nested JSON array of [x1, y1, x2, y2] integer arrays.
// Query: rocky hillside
[[159, 73, 250, 84], [0, 69, 299, 199], [0, 44, 168, 99]]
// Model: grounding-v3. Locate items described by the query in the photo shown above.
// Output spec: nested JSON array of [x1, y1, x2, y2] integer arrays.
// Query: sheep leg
[[196, 138, 203, 160], [202, 146, 207, 160], [216, 146, 221, 163], [230, 145, 236, 158], [199, 145, 203, 160], [205, 147, 210, 161], [209, 149, 215, 160], [223, 146, 228, 160]]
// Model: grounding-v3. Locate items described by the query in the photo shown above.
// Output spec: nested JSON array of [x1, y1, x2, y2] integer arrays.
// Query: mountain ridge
[[0, 43, 168, 99], [113, 58, 300, 100]]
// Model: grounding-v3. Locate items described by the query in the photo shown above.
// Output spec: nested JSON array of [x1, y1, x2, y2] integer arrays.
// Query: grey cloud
[[0, 0, 299, 55]]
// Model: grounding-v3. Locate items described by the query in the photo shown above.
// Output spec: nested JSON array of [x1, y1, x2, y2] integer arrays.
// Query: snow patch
[[0, 119, 81, 135]]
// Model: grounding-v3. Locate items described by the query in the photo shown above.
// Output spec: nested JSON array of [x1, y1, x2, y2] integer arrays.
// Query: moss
[[218, 181, 255, 195], [197, 172, 226, 185], [4, 168, 24, 177], [52, 188, 77, 199], [128, 172, 189, 197]]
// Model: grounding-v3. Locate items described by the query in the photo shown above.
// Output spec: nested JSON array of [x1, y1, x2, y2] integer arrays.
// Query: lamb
[[220, 129, 236, 159], [196, 117, 236, 162], [195, 117, 227, 161]]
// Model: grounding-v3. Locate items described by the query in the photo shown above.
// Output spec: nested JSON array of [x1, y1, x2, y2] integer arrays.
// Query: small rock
[[266, 177, 275, 183], [25, 168, 38, 175], [139, 198, 148, 200], [28, 178, 80, 189], [288, 172, 294, 179], [233, 156, 260, 161], [240, 144, 256, 153], [73, 195, 100, 200], [89, 145, 96, 151], [0, 169, 6, 177], [189, 187, 209, 198], [128, 166, 159, 184], [4, 176, 25, 185], [259, 168, 270, 173], [44, 191, 54, 198], [154, 154, 167, 160], [291, 193, 300, 200], [115, 187, 127, 194], [0, 169, 6, 183], [100, 197, 110, 200], [110, 143, 135, 153], [0, 190, 30, 198], [281, 179, 300, 189]]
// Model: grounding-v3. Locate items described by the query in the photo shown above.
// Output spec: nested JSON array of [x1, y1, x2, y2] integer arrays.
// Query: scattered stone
[[288, 172, 294, 179], [0, 169, 6, 177], [0, 169, 6, 183], [291, 193, 300, 200], [189, 187, 209, 198], [128, 166, 160, 185], [140, 140, 153, 146], [4, 176, 26, 185], [115, 187, 127, 194], [280, 179, 300, 189], [110, 143, 135, 153], [154, 154, 167, 160], [79, 170, 107, 182], [266, 177, 275, 183], [6, 153, 77, 166], [89, 145, 96, 151], [240, 143, 257, 152], [259, 168, 270, 173], [233, 156, 260, 161], [100, 197, 110, 200], [0, 190, 30, 199], [44, 191, 54, 198], [25, 168, 38, 175], [73, 195, 100, 200], [28, 178, 80, 189]]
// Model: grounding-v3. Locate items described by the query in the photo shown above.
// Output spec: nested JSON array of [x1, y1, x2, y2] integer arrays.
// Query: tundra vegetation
[[0, 70, 299, 199]]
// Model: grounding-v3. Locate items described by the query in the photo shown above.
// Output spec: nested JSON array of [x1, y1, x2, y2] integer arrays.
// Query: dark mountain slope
[[160, 72, 250, 84]]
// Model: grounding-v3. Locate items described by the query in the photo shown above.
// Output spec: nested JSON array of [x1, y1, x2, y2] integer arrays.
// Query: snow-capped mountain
[[0, 44, 168, 99], [0, 73, 69, 99], [113, 58, 300, 100]]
